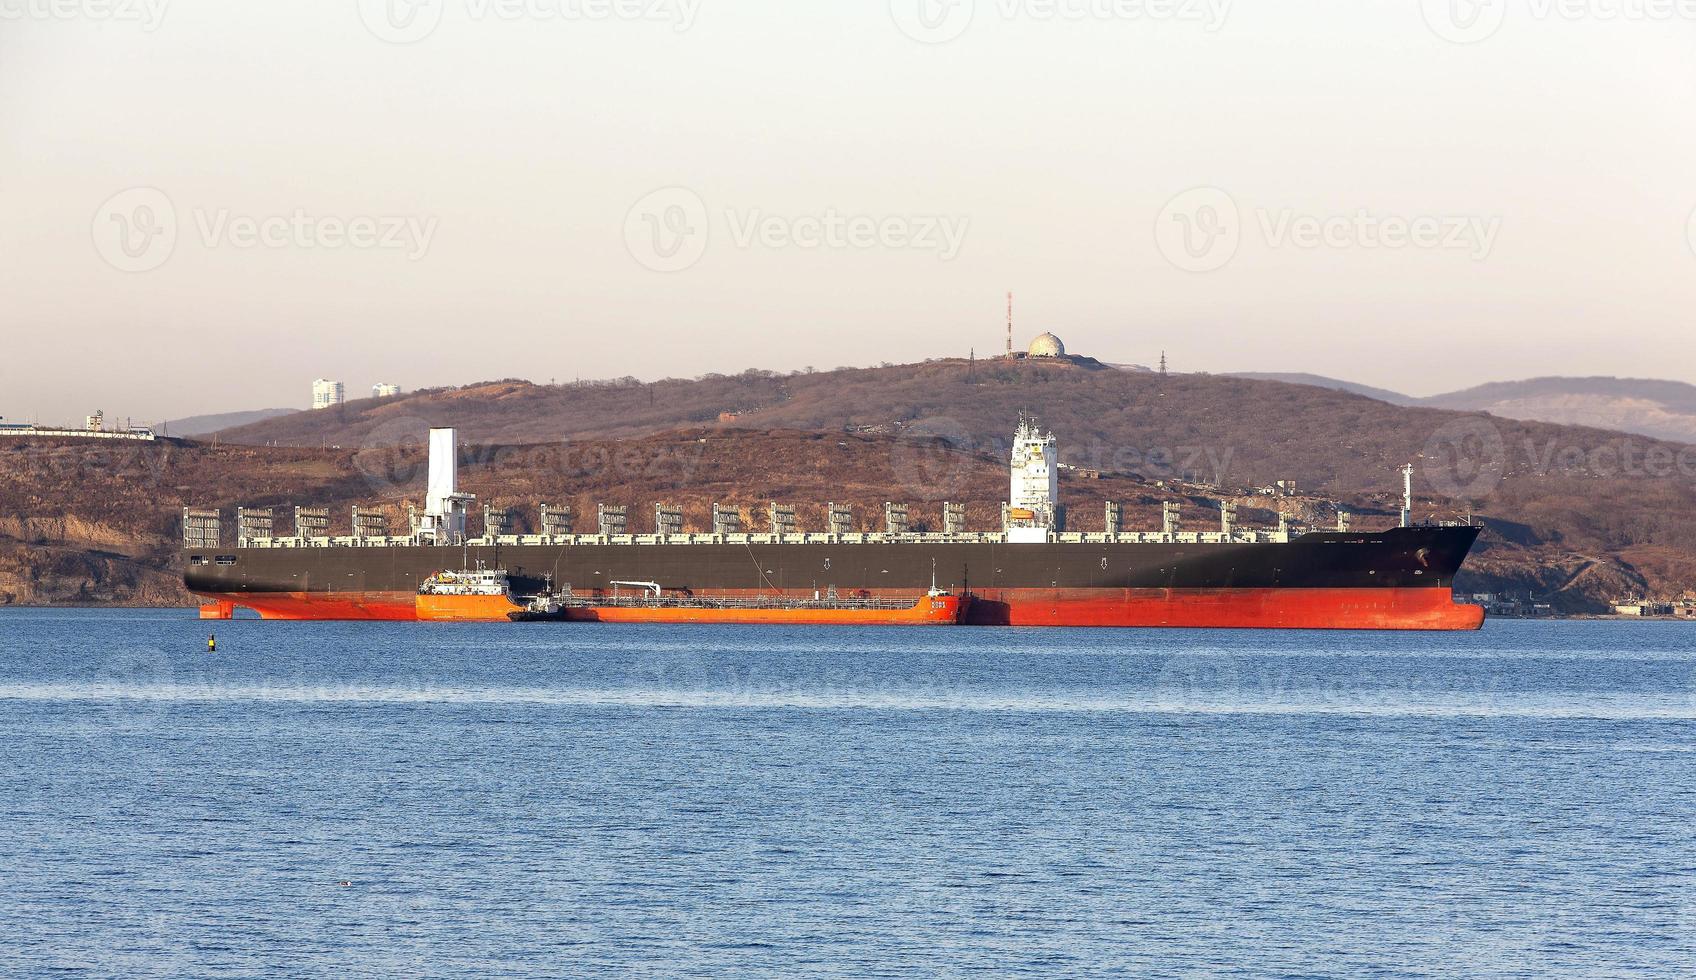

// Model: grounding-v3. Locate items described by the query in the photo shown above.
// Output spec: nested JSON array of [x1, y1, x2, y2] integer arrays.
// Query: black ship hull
[[185, 525, 1485, 630]]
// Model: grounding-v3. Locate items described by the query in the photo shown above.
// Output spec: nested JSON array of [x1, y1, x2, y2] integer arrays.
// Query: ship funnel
[[427, 428, 457, 516], [419, 427, 474, 543]]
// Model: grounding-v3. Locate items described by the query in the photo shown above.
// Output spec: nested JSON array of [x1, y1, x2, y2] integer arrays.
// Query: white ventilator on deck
[[417, 427, 476, 543], [1401, 464, 1414, 528], [1005, 414, 1059, 543]]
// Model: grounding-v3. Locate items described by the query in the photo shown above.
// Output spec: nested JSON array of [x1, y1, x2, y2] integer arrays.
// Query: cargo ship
[[183, 419, 1486, 630]]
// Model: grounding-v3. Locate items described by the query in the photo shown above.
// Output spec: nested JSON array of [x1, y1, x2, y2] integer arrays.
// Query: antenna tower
[[1006, 292, 1014, 358]]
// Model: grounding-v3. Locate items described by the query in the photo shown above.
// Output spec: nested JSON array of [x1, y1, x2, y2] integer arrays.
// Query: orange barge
[[416, 569, 525, 622], [538, 588, 965, 626], [416, 570, 966, 626]]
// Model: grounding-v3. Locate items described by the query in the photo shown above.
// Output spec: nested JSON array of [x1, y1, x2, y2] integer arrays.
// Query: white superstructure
[[416, 427, 476, 543], [1005, 413, 1059, 543], [372, 383, 401, 398]]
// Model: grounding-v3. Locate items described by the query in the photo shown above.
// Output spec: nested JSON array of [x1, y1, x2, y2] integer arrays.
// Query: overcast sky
[[3, 1, 1694, 424]]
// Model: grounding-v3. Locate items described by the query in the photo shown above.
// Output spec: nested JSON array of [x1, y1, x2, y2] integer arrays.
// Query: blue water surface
[[1, 611, 1693, 977]]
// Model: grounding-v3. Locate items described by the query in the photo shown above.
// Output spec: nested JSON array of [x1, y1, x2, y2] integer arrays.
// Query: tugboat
[[415, 569, 525, 622]]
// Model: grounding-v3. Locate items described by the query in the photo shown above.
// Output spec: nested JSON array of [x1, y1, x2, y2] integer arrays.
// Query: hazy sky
[[3, 1, 1695, 423]]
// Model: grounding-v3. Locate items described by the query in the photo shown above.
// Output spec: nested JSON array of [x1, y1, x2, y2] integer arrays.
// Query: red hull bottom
[[963, 587, 1484, 630], [194, 587, 1484, 630]]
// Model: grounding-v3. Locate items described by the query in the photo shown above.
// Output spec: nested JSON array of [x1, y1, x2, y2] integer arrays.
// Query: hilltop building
[[1027, 333, 1066, 358], [1002, 330, 1104, 368], [311, 379, 345, 410], [373, 383, 401, 399]]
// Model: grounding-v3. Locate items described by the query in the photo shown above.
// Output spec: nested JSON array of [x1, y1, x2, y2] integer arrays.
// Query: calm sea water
[[1, 611, 1694, 978]]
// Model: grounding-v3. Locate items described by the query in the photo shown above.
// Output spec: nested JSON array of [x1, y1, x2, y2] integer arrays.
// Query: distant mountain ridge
[[1423, 377, 1696, 444], [163, 408, 297, 438], [1228, 373, 1696, 444], [1226, 373, 1420, 406]]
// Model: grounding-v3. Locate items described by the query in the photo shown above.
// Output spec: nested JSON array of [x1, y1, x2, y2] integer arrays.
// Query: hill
[[1226, 373, 1419, 406], [1423, 377, 1696, 444], [160, 408, 297, 438], [1223, 373, 1696, 445], [211, 359, 1693, 504]]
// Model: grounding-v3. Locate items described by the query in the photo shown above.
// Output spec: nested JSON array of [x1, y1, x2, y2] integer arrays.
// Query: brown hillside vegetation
[[218, 358, 1696, 498]]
